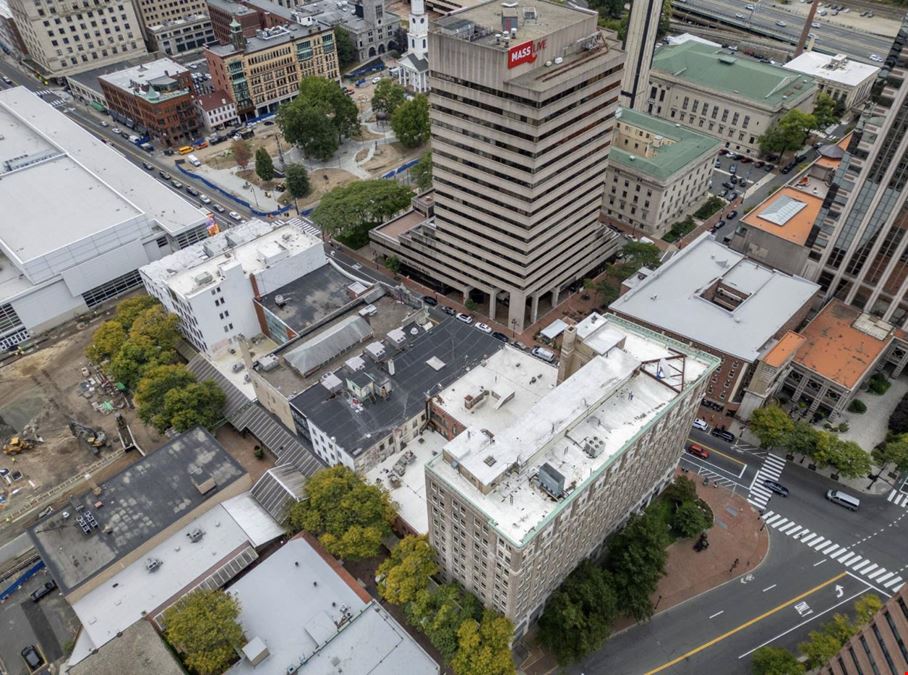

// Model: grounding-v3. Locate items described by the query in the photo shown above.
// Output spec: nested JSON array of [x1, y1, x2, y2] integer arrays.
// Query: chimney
[[557, 325, 577, 384]]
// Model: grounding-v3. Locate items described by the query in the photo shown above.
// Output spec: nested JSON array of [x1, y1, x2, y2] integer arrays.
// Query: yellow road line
[[644, 572, 848, 675]]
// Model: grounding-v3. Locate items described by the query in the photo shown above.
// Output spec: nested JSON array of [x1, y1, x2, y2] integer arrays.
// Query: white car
[[228, 211, 243, 221], [371, 76, 381, 84], [111, 127, 121, 134], [775, 20, 786, 26], [199, 194, 212, 204], [869, 54, 883, 63], [455, 312, 473, 324], [692, 418, 709, 432], [99, 120, 108, 127], [474, 322, 492, 334]]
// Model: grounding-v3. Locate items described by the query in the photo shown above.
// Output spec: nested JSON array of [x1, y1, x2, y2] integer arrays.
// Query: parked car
[[491, 331, 509, 342], [456, 312, 473, 324], [163, 148, 175, 156], [228, 211, 243, 222], [30, 580, 57, 602], [727, 191, 739, 201], [775, 19, 786, 26], [213, 204, 226, 213], [475, 322, 493, 334], [763, 163, 774, 172], [21, 645, 44, 672], [729, 163, 738, 174], [142, 161, 154, 170], [199, 194, 212, 204], [186, 186, 200, 197], [441, 305, 456, 316], [99, 120, 108, 127], [763, 479, 790, 497], [111, 127, 121, 134], [422, 295, 438, 306], [711, 428, 736, 443], [171, 181, 183, 189], [722, 181, 735, 190], [692, 418, 709, 431], [726, 210, 739, 220], [531, 346, 556, 363], [687, 443, 710, 459]]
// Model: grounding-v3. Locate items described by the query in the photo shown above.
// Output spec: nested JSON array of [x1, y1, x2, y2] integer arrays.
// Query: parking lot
[[0, 567, 79, 675]]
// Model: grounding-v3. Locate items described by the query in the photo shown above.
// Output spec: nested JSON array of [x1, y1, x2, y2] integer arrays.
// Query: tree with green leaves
[[812, 92, 840, 129], [135, 364, 197, 432], [384, 255, 401, 273], [872, 434, 908, 472], [334, 27, 357, 69], [406, 584, 482, 661], [784, 420, 820, 457], [255, 147, 275, 182], [286, 465, 395, 559], [163, 589, 245, 675], [284, 163, 311, 205], [750, 646, 804, 675], [311, 179, 413, 248], [830, 439, 871, 479], [750, 404, 795, 450], [451, 611, 516, 675], [86, 320, 127, 364], [671, 500, 712, 538], [278, 77, 359, 160], [613, 241, 662, 279], [108, 305, 181, 389], [759, 109, 817, 158], [113, 295, 157, 329], [232, 138, 252, 169], [412, 150, 433, 191], [162, 380, 226, 432], [798, 594, 881, 668], [538, 560, 618, 663], [605, 510, 669, 621], [377, 535, 438, 605], [372, 78, 406, 116], [391, 94, 430, 148]]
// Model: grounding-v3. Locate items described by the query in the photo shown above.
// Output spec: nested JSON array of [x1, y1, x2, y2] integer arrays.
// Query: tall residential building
[[619, 0, 660, 110], [131, 0, 215, 54], [397, 0, 428, 92], [370, 0, 625, 331], [8, 0, 146, 77], [425, 313, 719, 634], [807, 17, 908, 327], [205, 20, 339, 118], [647, 41, 818, 157]]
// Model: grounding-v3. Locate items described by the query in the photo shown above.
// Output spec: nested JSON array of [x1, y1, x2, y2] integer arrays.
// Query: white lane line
[[813, 559, 828, 567], [893, 582, 904, 592], [810, 537, 829, 549], [709, 610, 724, 619], [763, 513, 783, 525], [852, 561, 875, 573], [884, 576, 902, 589], [821, 543, 840, 555], [780, 522, 801, 534], [867, 568, 889, 581], [786, 525, 804, 537], [763, 584, 777, 592], [770, 518, 790, 529], [801, 533, 819, 545], [794, 530, 811, 541], [888, 489, 897, 501], [837, 552, 857, 565], [876, 572, 895, 584], [831, 549, 851, 561], [762, 510, 775, 519], [845, 556, 864, 568]]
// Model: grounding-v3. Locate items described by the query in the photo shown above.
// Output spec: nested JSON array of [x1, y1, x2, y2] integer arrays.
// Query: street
[[675, 0, 893, 63], [577, 431, 908, 674]]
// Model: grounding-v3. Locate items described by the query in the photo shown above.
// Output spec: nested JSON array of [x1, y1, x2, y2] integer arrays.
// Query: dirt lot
[[364, 142, 420, 174], [0, 323, 143, 526]]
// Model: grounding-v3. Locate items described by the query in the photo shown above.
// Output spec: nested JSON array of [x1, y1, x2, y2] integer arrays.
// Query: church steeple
[[408, 0, 427, 60], [229, 18, 246, 51]]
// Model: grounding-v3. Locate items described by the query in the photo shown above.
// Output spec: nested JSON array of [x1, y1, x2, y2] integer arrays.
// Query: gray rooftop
[[28, 428, 247, 595], [610, 233, 820, 362], [98, 57, 190, 100], [290, 315, 503, 455], [68, 620, 184, 675], [65, 53, 160, 95], [208, 22, 332, 56], [227, 536, 439, 675]]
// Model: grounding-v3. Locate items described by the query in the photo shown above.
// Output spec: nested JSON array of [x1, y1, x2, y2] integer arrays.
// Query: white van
[[186, 153, 202, 167], [531, 346, 556, 363], [825, 489, 860, 511]]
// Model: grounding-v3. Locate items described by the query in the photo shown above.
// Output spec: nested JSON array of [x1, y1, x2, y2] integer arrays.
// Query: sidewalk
[[519, 472, 769, 674]]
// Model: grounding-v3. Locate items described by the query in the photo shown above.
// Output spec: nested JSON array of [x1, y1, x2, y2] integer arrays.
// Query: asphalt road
[[675, 0, 893, 63], [581, 430, 908, 674]]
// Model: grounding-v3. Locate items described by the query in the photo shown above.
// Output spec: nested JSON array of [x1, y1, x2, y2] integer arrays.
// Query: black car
[[763, 163, 774, 172], [163, 148, 175, 156], [440, 306, 456, 316], [762, 479, 789, 497], [213, 204, 226, 213], [727, 191, 739, 201], [30, 580, 57, 602], [421, 295, 438, 306], [491, 331, 509, 342], [710, 428, 736, 443], [781, 165, 792, 174], [159, 170, 171, 180], [21, 645, 44, 671], [726, 210, 739, 220], [721, 181, 735, 190], [186, 186, 200, 196]]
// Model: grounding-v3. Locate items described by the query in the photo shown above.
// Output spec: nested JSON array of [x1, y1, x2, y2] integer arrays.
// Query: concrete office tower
[[620, 0, 662, 110], [808, 17, 908, 326], [8, 0, 147, 77], [371, 0, 625, 331]]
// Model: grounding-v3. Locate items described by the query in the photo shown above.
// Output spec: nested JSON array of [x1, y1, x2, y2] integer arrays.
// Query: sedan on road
[[456, 312, 473, 324], [213, 204, 226, 213], [475, 322, 493, 334], [421, 295, 438, 306], [692, 418, 709, 431], [687, 443, 710, 459], [199, 194, 212, 204], [441, 306, 456, 316], [711, 428, 736, 443], [142, 162, 154, 170], [763, 479, 790, 497], [491, 331, 509, 342], [30, 580, 57, 602], [228, 211, 243, 222], [111, 127, 121, 134]]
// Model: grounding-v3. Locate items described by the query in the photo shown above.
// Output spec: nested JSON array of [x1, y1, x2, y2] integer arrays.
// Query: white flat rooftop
[[609, 233, 820, 361], [365, 430, 450, 534], [783, 52, 879, 87], [71, 503, 262, 651], [433, 347, 558, 437], [428, 317, 715, 544], [0, 87, 206, 259]]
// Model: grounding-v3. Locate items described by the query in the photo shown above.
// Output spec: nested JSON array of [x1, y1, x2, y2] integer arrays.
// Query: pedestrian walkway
[[747, 453, 786, 511], [761, 510, 904, 593], [887, 488, 908, 508]]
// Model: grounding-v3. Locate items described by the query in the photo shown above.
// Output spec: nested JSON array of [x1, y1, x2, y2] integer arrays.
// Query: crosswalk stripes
[[761, 509, 904, 594], [747, 453, 787, 510], [887, 489, 908, 507]]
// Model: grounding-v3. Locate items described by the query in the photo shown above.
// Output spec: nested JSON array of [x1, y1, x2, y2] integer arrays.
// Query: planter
[[808, 463, 817, 471], [831, 473, 839, 481]]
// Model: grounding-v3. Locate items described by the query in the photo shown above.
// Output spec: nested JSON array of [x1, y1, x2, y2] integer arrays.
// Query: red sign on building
[[508, 40, 537, 69]]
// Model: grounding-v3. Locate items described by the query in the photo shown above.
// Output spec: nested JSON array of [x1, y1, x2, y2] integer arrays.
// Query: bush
[[848, 399, 867, 414], [867, 372, 891, 395], [661, 215, 696, 243], [694, 196, 724, 220], [888, 392, 908, 434]]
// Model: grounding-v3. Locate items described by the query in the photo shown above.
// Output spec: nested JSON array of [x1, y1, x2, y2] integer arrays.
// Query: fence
[[174, 164, 293, 218], [0, 560, 45, 603]]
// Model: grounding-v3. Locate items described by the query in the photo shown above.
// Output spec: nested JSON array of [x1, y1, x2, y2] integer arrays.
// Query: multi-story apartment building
[[806, 17, 908, 327], [369, 0, 625, 331], [648, 41, 818, 156], [0, 0, 26, 57], [147, 13, 215, 54], [134, 0, 207, 33], [604, 107, 720, 237], [205, 20, 339, 118], [7, 0, 146, 77], [99, 57, 201, 144], [783, 52, 878, 112], [207, 0, 261, 44], [425, 313, 719, 634]]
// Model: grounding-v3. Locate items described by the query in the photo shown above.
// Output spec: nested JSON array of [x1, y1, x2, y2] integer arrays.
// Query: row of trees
[[749, 404, 872, 478], [377, 536, 516, 675], [538, 476, 712, 663], [752, 594, 882, 674], [758, 93, 841, 159], [163, 589, 245, 675], [311, 179, 414, 248], [86, 296, 225, 431], [373, 80, 431, 148]]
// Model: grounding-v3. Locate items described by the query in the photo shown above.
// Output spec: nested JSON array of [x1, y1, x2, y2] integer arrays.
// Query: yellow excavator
[[3, 436, 34, 455]]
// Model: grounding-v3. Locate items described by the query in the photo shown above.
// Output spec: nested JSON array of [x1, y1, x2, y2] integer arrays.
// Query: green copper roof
[[651, 41, 817, 109], [609, 108, 721, 180]]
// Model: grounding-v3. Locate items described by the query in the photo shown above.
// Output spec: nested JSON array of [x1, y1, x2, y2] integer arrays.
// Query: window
[[742, 115, 750, 129]]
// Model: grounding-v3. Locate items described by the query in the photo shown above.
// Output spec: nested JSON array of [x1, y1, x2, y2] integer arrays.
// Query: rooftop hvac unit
[[256, 354, 280, 372], [538, 462, 566, 499], [583, 436, 605, 458], [194, 271, 214, 286], [274, 294, 288, 308], [187, 528, 205, 542], [145, 558, 162, 572]]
